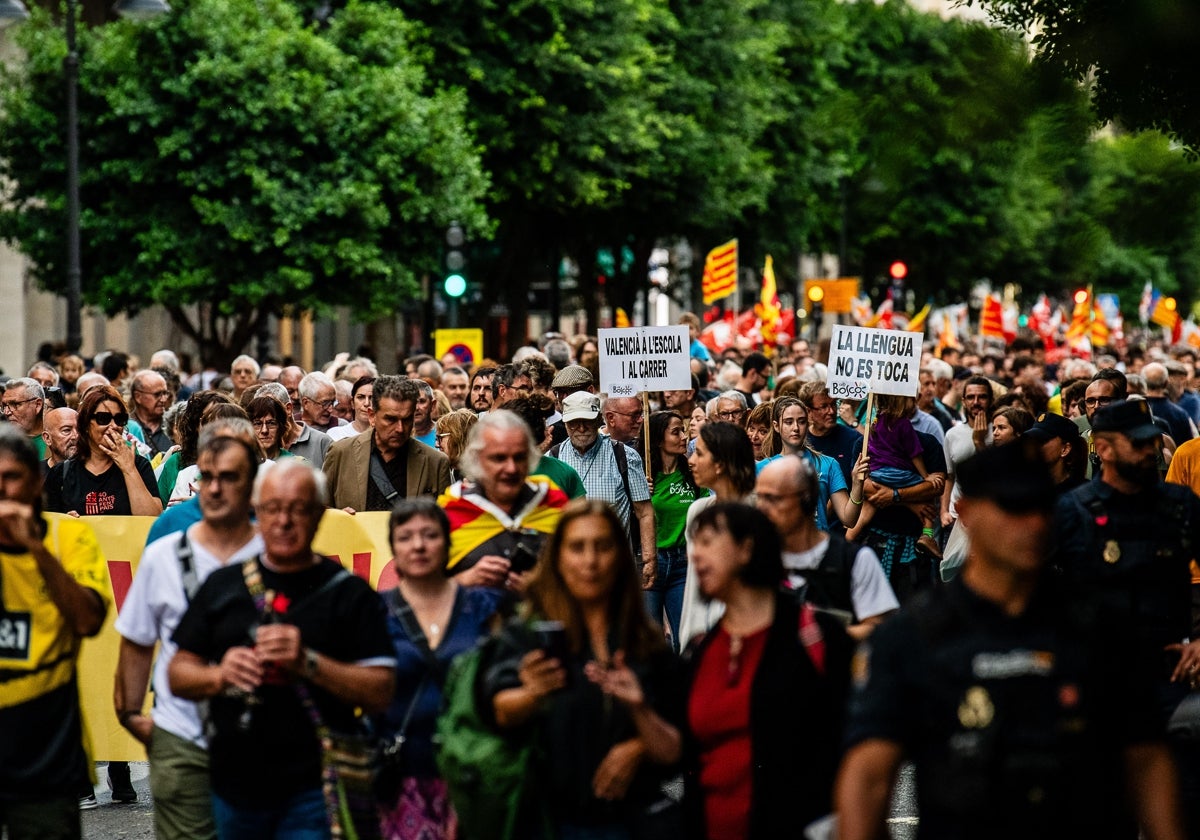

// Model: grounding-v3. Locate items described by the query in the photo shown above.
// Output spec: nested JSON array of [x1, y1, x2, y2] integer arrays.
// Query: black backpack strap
[[548, 442, 562, 459], [177, 531, 201, 603], [610, 439, 643, 557], [369, 449, 400, 503]]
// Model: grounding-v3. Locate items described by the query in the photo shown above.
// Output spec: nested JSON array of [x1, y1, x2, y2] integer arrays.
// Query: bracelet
[[849, 495, 863, 505], [892, 488, 900, 503]]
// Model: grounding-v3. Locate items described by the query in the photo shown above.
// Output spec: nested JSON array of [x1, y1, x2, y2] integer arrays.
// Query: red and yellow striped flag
[[701, 239, 738, 305], [980, 294, 1005, 339], [1090, 300, 1110, 348]]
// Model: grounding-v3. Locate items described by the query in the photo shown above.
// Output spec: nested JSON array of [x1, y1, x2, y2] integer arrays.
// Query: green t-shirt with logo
[[652, 469, 706, 549]]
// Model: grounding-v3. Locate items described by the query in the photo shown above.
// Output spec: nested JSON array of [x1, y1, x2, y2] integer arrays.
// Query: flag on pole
[[1139, 282, 1155, 325], [701, 239, 738, 305], [1090, 299, 1110, 348], [980, 294, 1005, 339], [905, 301, 932, 333], [756, 255, 782, 352], [1065, 288, 1090, 350]]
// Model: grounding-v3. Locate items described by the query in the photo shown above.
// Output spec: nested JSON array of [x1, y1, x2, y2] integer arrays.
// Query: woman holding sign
[[756, 398, 867, 533]]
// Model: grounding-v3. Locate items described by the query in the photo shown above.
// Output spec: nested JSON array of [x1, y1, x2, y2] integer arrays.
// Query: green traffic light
[[444, 273, 467, 298]]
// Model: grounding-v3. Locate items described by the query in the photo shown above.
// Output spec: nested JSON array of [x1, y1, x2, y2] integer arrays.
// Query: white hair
[[150, 349, 181, 372], [458, 410, 539, 483], [299, 371, 336, 400], [231, 354, 261, 377], [252, 457, 328, 508]]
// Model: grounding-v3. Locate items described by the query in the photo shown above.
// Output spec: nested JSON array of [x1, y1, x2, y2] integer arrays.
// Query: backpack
[[434, 638, 549, 840]]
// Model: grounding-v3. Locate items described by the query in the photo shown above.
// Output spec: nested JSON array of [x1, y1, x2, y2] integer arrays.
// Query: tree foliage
[[0, 0, 488, 366], [965, 0, 1200, 153]]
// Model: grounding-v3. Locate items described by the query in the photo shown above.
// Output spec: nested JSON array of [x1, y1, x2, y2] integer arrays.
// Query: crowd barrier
[[67, 510, 396, 762]]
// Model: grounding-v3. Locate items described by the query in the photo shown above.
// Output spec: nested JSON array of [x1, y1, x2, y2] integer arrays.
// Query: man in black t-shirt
[[169, 459, 394, 837]]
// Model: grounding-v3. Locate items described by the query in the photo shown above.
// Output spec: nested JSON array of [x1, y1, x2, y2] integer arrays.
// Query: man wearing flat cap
[[1055, 398, 1200, 835], [839, 441, 1185, 840], [547, 364, 595, 448]]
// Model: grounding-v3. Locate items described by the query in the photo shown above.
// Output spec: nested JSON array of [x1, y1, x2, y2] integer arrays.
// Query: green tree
[[0, 0, 488, 366], [389, 0, 679, 333], [812, 0, 1095, 304], [965, 0, 1200, 152]]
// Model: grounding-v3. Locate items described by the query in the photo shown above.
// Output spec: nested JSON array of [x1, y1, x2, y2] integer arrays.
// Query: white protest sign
[[598, 325, 692, 396], [827, 324, 922, 400]]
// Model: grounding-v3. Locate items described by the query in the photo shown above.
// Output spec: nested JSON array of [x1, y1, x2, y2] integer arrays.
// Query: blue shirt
[[756, 449, 847, 531]]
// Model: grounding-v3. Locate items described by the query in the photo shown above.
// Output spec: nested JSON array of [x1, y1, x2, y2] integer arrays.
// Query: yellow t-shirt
[[1, 515, 110, 710]]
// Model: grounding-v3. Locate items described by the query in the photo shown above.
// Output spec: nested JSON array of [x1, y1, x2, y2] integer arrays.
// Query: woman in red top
[[682, 502, 850, 840]]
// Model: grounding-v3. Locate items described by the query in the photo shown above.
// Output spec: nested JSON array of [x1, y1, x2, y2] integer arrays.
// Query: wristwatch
[[892, 488, 900, 503], [304, 647, 320, 679]]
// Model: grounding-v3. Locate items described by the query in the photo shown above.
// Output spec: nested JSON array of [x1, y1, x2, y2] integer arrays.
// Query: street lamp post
[[1, 0, 169, 354]]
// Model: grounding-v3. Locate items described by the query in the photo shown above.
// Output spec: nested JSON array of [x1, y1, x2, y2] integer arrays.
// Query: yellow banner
[[74, 511, 395, 762]]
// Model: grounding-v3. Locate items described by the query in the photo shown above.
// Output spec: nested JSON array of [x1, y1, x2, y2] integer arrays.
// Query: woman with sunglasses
[[44, 384, 163, 517]]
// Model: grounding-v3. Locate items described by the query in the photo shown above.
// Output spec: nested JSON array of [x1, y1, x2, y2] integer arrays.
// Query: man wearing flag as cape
[[438, 411, 569, 590]]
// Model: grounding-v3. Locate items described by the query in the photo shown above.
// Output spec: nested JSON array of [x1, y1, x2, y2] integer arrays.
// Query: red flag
[[980, 294, 1005, 339]]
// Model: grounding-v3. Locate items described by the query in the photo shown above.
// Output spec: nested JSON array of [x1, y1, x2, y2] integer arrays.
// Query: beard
[[1113, 456, 1159, 489]]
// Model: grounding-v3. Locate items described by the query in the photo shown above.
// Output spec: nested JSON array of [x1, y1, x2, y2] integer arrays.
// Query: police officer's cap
[[956, 440, 1055, 514], [1089, 398, 1162, 442], [1024, 412, 1081, 444]]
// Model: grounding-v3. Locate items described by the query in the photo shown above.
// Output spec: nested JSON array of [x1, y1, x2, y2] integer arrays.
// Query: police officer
[[836, 441, 1184, 840], [1054, 398, 1200, 834]]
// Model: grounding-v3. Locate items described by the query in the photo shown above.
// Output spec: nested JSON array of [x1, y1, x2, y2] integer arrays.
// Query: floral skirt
[[379, 776, 457, 840]]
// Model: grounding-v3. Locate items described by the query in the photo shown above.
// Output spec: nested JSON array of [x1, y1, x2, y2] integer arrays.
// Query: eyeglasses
[[92, 412, 130, 427], [0, 397, 38, 413], [1084, 397, 1113, 407], [256, 501, 318, 519], [305, 397, 337, 410], [756, 491, 802, 506], [253, 419, 279, 430], [716, 410, 745, 421], [136, 389, 171, 401], [809, 402, 836, 413]]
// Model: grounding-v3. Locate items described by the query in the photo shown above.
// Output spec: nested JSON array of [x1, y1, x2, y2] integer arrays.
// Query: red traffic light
[[1073, 289, 1088, 305], [889, 261, 908, 280]]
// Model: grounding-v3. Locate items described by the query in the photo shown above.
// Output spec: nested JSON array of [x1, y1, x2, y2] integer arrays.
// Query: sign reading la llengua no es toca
[[598, 325, 692, 396], [827, 324, 922, 401]]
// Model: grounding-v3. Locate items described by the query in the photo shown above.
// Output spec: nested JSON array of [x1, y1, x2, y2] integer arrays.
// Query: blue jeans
[[211, 788, 329, 840], [643, 544, 688, 652]]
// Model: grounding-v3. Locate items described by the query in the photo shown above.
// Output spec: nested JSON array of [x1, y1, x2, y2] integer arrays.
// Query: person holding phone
[[438, 411, 569, 591], [44, 385, 163, 518], [375, 499, 503, 839], [484, 499, 684, 839]]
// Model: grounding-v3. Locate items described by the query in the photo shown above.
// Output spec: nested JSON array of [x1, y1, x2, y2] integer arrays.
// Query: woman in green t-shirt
[[646, 410, 707, 651]]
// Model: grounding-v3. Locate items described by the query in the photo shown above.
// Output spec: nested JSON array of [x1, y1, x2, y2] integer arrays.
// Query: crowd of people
[[4, 322, 1200, 839]]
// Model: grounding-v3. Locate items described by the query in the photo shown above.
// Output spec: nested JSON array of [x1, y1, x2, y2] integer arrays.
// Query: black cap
[[1089, 399, 1162, 442], [956, 440, 1056, 513], [1025, 412, 1081, 444]]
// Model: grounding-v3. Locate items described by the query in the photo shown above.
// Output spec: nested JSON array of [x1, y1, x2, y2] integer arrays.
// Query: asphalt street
[[77, 761, 919, 839]]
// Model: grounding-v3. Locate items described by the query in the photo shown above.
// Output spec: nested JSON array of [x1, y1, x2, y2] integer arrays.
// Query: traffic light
[[444, 222, 467, 298], [807, 284, 824, 342], [889, 261, 908, 281]]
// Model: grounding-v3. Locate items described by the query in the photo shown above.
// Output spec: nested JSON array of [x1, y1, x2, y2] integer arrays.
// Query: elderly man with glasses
[[129, 369, 175, 455], [1, 377, 47, 459]]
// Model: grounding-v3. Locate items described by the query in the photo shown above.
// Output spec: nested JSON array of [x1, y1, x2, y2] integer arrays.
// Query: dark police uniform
[[1054, 478, 1198, 675], [845, 576, 1161, 839]]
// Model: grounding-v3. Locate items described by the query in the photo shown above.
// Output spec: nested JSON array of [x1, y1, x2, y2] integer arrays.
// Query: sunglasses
[[92, 411, 130, 427]]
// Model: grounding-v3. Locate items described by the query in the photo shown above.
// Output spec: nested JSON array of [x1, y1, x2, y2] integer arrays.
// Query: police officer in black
[[837, 441, 1184, 840], [1054, 398, 1200, 834]]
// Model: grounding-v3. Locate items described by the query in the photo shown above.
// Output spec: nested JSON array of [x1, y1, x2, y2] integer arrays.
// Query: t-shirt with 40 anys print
[[43, 455, 161, 516]]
